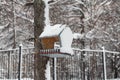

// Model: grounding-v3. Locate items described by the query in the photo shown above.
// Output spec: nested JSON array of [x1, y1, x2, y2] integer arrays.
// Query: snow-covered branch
[[74, 0, 84, 4], [0, 23, 10, 31], [96, 0, 109, 11], [73, 33, 84, 40], [15, 13, 34, 23]]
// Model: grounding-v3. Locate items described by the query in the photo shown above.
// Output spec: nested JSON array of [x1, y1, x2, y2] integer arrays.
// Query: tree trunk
[[34, 0, 49, 80]]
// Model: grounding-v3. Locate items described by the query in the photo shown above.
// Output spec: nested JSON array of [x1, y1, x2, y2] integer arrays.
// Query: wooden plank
[[41, 37, 59, 49]]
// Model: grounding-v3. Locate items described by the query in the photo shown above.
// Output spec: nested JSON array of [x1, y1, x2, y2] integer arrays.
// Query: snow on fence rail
[[73, 48, 119, 54], [0, 47, 120, 80], [0, 47, 34, 52]]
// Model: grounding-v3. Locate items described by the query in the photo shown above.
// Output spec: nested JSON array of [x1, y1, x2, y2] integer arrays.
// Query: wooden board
[[41, 37, 59, 49]]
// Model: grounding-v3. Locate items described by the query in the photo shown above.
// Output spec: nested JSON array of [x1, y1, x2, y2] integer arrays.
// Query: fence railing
[[0, 47, 120, 80], [0, 46, 34, 80]]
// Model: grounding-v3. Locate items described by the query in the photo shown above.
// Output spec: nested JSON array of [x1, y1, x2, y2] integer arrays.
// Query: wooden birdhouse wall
[[41, 37, 59, 49]]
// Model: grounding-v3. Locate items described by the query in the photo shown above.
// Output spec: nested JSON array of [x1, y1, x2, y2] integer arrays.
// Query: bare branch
[[25, 2, 34, 6]]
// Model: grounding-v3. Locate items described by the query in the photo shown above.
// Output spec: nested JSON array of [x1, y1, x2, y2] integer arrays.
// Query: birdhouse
[[39, 24, 73, 57]]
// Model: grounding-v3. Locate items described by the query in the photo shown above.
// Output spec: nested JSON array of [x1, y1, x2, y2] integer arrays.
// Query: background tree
[[0, 0, 34, 49], [0, 0, 120, 79], [34, 0, 49, 80]]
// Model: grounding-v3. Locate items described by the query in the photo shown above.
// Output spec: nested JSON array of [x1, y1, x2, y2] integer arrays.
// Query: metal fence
[[0, 46, 34, 80], [0, 47, 120, 80], [55, 49, 120, 80]]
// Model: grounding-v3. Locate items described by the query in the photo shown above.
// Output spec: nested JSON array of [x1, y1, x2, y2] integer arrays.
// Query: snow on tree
[[0, 0, 34, 49], [0, 0, 120, 79], [49, 0, 120, 79]]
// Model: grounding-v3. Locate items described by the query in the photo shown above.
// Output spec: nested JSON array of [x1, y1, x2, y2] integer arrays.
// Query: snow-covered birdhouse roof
[[39, 24, 74, 57], [39, 24, 66, 38]]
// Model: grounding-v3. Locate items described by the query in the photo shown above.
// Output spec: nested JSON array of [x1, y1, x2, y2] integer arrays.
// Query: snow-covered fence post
[[102, 47, 107, 80], [18, 44, 23, 80]]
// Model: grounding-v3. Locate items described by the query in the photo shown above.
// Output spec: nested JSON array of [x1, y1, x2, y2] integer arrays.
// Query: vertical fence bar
[[53, 57, 57, 80], [8, 51, 11, 79], [102, 47, 107, 80], [18, 44, 22, 80]]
